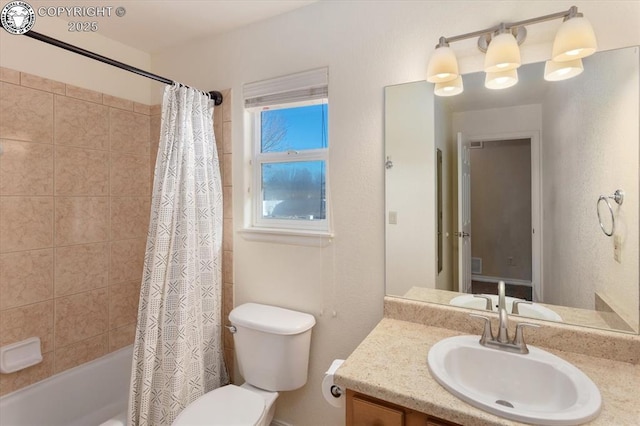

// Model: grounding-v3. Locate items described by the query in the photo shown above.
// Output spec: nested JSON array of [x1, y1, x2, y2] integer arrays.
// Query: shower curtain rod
[[23, 30, 223, 106]]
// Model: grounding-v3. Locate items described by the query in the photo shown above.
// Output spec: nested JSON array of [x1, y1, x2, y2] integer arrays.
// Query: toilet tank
[[229, 303, 316, 392]]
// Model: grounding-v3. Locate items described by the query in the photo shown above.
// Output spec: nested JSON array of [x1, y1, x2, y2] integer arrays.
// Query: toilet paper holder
[[323, 359, 345, 408], [330, 384, 343, 398]]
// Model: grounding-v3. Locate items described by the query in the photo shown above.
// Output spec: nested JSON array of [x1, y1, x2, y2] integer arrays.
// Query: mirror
[[385, 46, 639, 333]]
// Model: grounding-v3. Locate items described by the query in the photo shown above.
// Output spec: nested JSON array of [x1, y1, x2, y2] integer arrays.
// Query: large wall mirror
[[385, 46, 639, 334]]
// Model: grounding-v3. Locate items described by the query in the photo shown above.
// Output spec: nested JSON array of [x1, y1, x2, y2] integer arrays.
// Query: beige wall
[[470, 139, 532, 281], [0, 68, 151, 395], [385, 82, 436, 296], [149, 2, 640, 425], [0, 17, 154, 105], [542, 47, 639, 330]]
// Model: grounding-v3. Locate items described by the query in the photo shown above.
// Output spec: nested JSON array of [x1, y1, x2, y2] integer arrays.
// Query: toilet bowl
[[172, 383, 278, 426], [172, 303, 315, 426]]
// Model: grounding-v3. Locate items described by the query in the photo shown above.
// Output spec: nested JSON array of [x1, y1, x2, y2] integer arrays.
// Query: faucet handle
[[514, 322, 540, 354], [473, 295, 493, 311], [512, 300, 532, 315], [469, 313, 494, 345]]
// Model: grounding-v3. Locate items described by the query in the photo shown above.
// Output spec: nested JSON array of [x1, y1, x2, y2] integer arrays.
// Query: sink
[[449, 294, 563, 322], [427, 335, 601, 425]]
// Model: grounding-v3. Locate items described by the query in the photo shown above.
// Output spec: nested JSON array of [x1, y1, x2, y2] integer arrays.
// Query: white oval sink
[[449, 294, 563, 322], [428, 335, 601, 425]]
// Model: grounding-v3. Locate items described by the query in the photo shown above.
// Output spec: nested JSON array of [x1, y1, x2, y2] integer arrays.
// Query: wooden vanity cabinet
[[346, 390, 461, 426]]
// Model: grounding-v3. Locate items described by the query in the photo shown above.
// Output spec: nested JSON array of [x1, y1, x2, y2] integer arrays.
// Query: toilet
[[172, 303, 316, 426]]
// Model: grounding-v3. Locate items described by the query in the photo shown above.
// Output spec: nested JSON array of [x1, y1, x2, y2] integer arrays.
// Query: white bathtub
[[0, 345, 132, 426]]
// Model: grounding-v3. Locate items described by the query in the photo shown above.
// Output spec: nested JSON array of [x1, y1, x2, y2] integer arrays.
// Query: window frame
[[250, 99, 330, 233]]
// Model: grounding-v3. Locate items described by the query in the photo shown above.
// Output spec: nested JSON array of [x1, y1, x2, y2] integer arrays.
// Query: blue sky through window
[[261, 104, 328, 153], [259, 103, 328, 220]]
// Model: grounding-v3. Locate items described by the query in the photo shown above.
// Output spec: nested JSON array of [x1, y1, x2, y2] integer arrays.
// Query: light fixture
[[484, 25, 521, 72], [435, 76, 464, 97], [544, 58, 584, 81], [426, 6, 596, 96], [485, 69, 518, 90], [552, 10, 597, 62], [426, 37, 459, 83]]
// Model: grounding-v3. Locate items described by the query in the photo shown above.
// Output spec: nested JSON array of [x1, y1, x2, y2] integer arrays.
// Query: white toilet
[[172, 303, 316, 426]]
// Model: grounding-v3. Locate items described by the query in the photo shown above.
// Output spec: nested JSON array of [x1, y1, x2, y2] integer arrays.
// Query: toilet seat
[[172, 385, 265, 426]]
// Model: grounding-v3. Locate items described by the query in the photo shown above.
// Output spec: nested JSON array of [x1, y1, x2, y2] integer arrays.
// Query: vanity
[[335, 297, 640, 425], [346, 389, 458, 426], [349, 42, 640, 425]]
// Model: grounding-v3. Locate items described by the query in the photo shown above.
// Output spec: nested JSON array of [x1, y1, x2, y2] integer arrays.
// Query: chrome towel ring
[[597, 189, 624, 237]]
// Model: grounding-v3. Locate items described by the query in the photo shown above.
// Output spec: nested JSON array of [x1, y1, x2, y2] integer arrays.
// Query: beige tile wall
[[0, 68, 151, 396], [0, 69, 234, 396], [215, 90, 235, 382]]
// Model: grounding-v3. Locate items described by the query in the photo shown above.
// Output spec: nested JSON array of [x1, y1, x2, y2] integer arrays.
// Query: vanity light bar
[[440, 7, 580, 48], [427, 6, 597, 94]]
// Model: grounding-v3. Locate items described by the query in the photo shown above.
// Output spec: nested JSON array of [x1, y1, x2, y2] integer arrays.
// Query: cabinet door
[[346, 390, 462, 426], [351, 396, 404, 426]]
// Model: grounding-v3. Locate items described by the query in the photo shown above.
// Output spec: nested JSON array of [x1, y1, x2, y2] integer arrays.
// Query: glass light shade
[[485, 69, 518, 90], [484, 32, 521, 73], [427, 45, 459, 83], [552, 16, 597, 62], [435, 76, 464, 97], [544, 58, 584, 81]]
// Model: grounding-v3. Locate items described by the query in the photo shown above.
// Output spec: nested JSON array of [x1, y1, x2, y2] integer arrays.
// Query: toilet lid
[[172, 385, 265, 426]]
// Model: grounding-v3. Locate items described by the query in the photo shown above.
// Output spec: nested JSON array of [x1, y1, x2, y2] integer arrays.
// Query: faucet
[[470, 281, 540, 354], [496, 281, 509, 343]]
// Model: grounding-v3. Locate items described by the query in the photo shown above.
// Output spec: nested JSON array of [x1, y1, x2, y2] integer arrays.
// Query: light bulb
[[485, 69, 518, 90], [544, 58, 584, 81], [552, 16, 597, 62], [435, 76, 464, 97], [484, 32, 521, 73], [427, 44, 459, 83]]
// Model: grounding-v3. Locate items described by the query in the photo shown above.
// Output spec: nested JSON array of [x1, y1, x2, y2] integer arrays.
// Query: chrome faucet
[[497, 280, 510, 343], [470, 281, 539, 354]]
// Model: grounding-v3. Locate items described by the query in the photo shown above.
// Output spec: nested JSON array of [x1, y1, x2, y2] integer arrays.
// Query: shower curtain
[[129, 85, 228, 426]]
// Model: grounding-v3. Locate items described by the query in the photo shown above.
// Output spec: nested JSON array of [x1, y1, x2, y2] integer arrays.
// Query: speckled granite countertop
[[334, 318, 640, 425], [402, 287, 626, 331]]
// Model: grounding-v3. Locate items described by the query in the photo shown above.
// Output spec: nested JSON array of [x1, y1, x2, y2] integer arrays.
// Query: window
[[244, 68, 330, 235]]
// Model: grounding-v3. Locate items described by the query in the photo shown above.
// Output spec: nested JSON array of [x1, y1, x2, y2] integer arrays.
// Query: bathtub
[[0, 345, 132, 426]]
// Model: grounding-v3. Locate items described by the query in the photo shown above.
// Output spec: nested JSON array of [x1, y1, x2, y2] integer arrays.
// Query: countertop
[[402, 287, 630, 332], [334, 317, 640, 425]]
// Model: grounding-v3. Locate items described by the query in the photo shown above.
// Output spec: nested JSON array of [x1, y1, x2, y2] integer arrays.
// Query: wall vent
[[470, 141, 484, 149], [471, 257, 482, 274]]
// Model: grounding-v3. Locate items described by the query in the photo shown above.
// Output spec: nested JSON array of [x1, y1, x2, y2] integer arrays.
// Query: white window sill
[[239, 227, 333, 247]]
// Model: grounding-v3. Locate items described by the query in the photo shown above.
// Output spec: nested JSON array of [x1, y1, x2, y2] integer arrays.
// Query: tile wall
[[0, 68, 234, 394], [214, 90, 235, 382]]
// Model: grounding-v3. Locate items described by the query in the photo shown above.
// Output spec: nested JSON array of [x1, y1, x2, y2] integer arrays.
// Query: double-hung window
[[244, 68, 330, 234]]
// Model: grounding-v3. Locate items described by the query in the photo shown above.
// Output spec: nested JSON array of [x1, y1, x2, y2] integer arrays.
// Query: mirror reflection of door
[[457, 133, 472, 294], [466, 138, 533, 301]]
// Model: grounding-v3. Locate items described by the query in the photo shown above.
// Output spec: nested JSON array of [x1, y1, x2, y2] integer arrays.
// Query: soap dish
[[0, 337, 43, 374]]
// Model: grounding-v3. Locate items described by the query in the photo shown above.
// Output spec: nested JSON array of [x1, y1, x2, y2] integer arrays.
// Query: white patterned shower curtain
[[129, 85, 228, 426]]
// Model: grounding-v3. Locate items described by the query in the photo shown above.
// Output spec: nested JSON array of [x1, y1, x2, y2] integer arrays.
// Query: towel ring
[[597, 189, 624, 237]]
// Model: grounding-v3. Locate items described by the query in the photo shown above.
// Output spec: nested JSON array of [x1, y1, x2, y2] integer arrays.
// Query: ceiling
[[29, 0, 318, 53]]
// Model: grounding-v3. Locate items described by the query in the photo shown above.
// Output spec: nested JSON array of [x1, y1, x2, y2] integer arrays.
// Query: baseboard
[[271, 419, 293, 426], [471, 274, 532, 287]]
